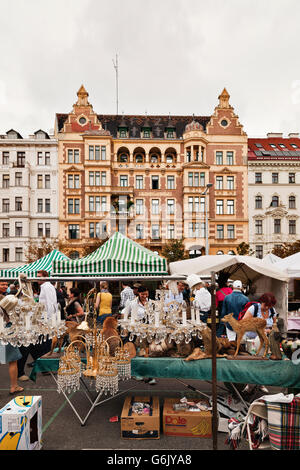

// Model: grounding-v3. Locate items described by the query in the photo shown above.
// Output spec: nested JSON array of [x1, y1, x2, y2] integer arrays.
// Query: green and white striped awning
[[52, 232, 168, 277], [0, 249, 70, 279]]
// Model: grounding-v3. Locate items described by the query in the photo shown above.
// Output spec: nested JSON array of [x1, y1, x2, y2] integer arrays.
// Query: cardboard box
[[0, 396, 42, 450], [121, 395, 160, 439], [163, 398, 212, 438]]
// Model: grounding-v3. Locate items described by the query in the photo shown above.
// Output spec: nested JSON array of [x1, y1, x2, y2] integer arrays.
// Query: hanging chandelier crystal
[[118, 289, 205, 347], [57, 346, 82, 394], [0, 274, 66, 348]]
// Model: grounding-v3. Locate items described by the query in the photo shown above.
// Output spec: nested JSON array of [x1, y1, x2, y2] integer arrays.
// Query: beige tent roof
[[169, 254, 289, 284]]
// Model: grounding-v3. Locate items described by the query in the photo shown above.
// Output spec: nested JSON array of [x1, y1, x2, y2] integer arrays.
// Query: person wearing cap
[[220, 280, 249, 341], [186, 275, 211, 324]]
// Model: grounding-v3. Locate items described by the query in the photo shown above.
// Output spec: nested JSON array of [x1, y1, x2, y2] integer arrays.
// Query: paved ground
[[0, 359, 284, 452]]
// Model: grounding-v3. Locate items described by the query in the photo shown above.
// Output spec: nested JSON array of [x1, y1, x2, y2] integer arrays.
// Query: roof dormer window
[[119, 127, 128, 138], [143, 128, 151, 138]]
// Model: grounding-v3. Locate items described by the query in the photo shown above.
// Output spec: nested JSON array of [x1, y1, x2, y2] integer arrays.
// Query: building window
[[216, 224, 224, 239], [226, 151, 234, 165], [167, 199, 175, 215], [68, 224, 80, 239], [216, 151, 223, 165], [255, 219, 263, 234], [151, 224, 160, 239], [151, 199, 159, 215], [289, 220, 296, 235], [255, 172, 262, 184], [167, 176, 175, 189], [227, 200, 234, 214], [143, 128, 151, 138], [226, 176, 234, 190], [15, 197, 22, 211], [120, 175, 128, 187], [15, 222, 22, 237], [45, 199, 51, 213], [135, 176, 144, 189], [274, 218, 281, 234], [216, 200, 224, 215], [289, 173, 296, 184], [101, 146, 106, 161], [256, 245, 263, 259], [119, 128, 127, 138], [136, 224, 144, 239], [166, 155, 174, 163], [45, 223, 51, 237], [227, 224, 235, 239], [45, 152, 50, 165], [216, 176, 223, 190], [272, 173, 279, 184], [15, 247, 23, 262], [15, 172, 22, 186], [68, 199, 80, 214], [3, 175, 9, 188], [37, 174, 43, 189], [45, 174, 51, 189], [101, 197, 107, 212], [255, 195, 262, 209], [135, 199, 144, 215], [289, 195, 296, 209], [167, 224, 175, 239], [151, 176, 159, 190], [186, 150, 191, 162], [3, 223, 9, 238], [37, 199, 43, 213], [37, 152, 43, 165], [2, 199, 9, 213], [3, 248, 9, 262], [2, 152, 9, 165], [38, 223, 43, 237], [271, 196, 279, 207], [68, 149, 80, 164], [17, 152, 25, 167], [68, 174, 80, 188]]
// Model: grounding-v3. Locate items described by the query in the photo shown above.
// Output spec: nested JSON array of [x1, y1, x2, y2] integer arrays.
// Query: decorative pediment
[[183, 161, 210, 169], [64, 165, 81, 173], [206, 88, 247, 136], [218, 166, 237, 174]]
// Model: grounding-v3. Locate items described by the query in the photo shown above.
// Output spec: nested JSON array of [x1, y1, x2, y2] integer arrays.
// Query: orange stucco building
[[55, 85, 248, 258]]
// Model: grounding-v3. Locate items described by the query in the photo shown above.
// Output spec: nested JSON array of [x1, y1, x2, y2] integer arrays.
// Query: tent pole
[[210, 270, 218, 450]]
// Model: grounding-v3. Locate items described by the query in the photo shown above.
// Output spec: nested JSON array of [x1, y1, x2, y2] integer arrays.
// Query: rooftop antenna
[[112, 54, 119, 115]]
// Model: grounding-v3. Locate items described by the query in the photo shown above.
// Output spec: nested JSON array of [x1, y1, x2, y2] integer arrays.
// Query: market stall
[[0, 249, 70, 280], [169, 254, 289, 322], [51, 232, 168, 277]]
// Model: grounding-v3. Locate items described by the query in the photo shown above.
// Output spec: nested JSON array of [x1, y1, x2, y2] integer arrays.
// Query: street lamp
[[202, 183, 213, 255]]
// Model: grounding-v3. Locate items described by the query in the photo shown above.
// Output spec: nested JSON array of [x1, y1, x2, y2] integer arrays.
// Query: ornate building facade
[[55, 86, 249, 258], [0, 129, 59, 268], [248, 133, 300, 258]]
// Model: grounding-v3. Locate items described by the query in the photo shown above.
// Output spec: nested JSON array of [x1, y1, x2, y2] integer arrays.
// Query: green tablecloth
[[29, 356, 300, 388]]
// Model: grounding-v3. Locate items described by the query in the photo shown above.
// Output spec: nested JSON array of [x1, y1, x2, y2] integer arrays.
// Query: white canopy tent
[[262, 253, 281, 265], [274, 252, 300, 279], [169, 254, 289, 320]]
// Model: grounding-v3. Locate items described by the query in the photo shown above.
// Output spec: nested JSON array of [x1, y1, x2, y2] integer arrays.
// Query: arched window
[[271, 195, 279, 207], [289, 195, 296, 209], [119, 154, 128, 163], [70, 251, 80, 260], [228, 250, 235, 255], [150, 155, 159, 163], [217, 250, 224, 255], [255, 195, 262, 209], [166, 155, 173, 163], [135, 154, 144, 163]]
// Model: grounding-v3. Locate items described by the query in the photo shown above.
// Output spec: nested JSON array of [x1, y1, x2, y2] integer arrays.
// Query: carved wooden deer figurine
[[221, 313, 269, 357]]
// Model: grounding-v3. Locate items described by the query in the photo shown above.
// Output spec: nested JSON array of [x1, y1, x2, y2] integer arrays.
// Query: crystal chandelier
[[118, 289, 205, 346], [0, 274, 66, 348]]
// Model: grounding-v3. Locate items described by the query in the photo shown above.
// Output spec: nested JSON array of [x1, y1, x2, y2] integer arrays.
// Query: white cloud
[[0, 0, 300, 136]]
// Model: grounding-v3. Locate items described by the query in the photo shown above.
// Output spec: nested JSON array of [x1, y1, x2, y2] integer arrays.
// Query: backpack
[[238, 302, 276, 321]]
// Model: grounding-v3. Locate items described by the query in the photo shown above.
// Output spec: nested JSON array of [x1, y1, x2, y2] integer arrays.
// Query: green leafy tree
[[272, 240, 300, 258], [161, 239, 188, 263], [235, 242, 254, 256]]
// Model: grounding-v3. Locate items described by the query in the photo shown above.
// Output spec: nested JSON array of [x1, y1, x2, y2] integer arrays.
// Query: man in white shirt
[[164, 281, 185, 306], [37, 270, 58, 322]]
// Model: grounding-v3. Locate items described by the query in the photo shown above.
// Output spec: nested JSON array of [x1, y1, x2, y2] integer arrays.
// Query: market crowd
[[0, 270, 281, 395]]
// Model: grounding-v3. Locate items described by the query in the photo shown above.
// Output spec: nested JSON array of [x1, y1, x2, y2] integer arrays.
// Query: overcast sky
[[1, 0, 300, 138]]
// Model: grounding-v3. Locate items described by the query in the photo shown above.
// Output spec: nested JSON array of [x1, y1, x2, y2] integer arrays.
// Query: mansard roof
[[56, 113, 211, 138], [248, 136, 300, 161]]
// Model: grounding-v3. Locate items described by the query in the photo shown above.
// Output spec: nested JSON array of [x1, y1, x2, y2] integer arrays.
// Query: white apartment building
[[0, 129, 59, 269], [248, 133, 300, 258]]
